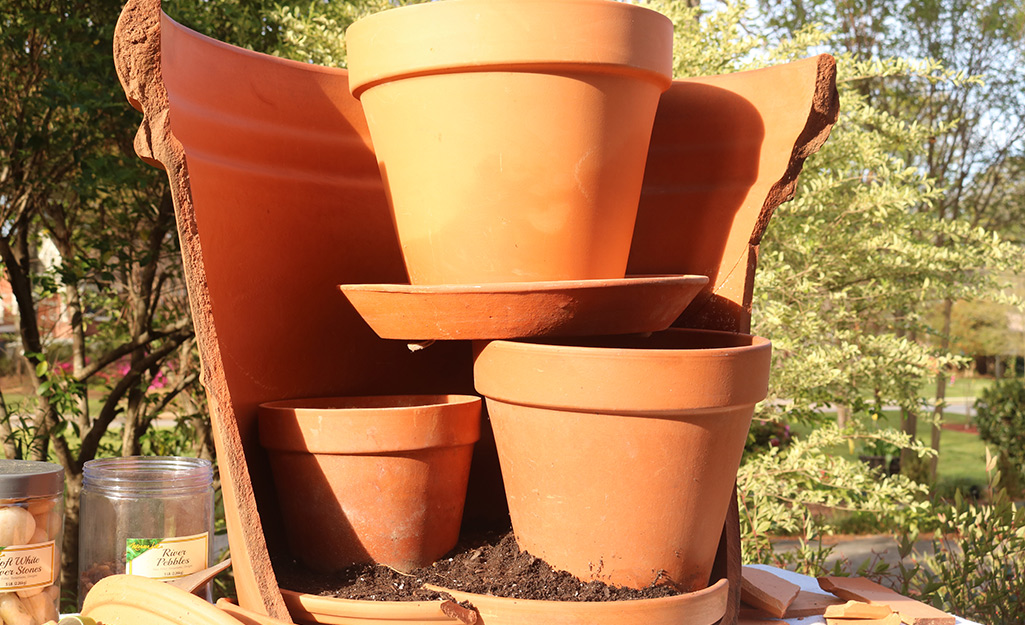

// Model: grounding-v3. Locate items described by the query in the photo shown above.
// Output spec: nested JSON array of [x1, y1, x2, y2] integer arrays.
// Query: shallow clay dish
[[81, 574, 243, 625], [427, 578, 728, 625], [339, 274, 708, 340], [279, 588, 462, 624]]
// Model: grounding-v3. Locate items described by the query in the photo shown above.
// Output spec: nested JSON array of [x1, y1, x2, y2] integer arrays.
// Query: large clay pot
[[473, 329, 771, 592], [258, 395, 480, 573], [346, 0, 673, 285]]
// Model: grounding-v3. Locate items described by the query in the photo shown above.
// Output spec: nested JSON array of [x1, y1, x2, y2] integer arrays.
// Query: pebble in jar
[[78, 457, 214, 606], [0, 460, 65, 625]]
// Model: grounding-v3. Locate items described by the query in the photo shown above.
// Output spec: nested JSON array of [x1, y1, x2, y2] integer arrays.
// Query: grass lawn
[[935, 428, 989, 495], [787, 408, 990, 497]]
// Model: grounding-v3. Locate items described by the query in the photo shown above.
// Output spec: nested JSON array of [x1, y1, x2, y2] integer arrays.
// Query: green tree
[[633, 0, 1024, 562], [0, 0, 204, 596], [757, 0, 1025, 483]]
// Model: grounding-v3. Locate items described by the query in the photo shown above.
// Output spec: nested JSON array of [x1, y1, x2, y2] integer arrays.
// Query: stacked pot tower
[[286, 1, 771, 622], [109, 0, 839, 622]]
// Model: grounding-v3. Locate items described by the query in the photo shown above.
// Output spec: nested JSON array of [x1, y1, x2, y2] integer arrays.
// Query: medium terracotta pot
[[346, 0, 673, 285], [258, 395, 481, 573], [473, 329, 771, 592]]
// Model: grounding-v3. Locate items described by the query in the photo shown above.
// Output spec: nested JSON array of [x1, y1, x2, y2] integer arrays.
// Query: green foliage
[[164, 0, 430, 67], [738, 423, 934, 570], [974, 378, 1025, 496], [908, 457, 1025, 625]]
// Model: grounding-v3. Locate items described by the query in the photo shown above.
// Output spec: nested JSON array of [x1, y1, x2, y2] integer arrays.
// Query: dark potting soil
[[274, 530, 681, 603]]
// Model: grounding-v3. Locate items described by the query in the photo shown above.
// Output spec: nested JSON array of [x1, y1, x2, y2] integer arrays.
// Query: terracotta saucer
[[80, 574, 243, 625], [424, 578, 728, 625], [338, 275, 709, 340], [279, 588, 462, 623]]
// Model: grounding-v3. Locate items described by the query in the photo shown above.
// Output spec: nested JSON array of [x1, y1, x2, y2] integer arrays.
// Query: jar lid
[[0, 460, 65, 498]]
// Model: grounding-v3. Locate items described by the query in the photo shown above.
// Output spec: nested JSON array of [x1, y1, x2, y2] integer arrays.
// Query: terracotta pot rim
[[481, 328, 770, 358], [258, 394, 482, 453], [346, 0, 674, 98], [474, 329, 771, 413]]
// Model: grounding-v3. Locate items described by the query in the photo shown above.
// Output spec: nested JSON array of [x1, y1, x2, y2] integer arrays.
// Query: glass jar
[[78, 456, 213, 603], [0, 459, 65, 624]]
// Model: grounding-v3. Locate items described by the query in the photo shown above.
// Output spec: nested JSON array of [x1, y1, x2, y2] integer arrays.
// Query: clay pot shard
[[473, 329, 771, 593], [258, 395, 481, 573], [346, 0, 674, 285]]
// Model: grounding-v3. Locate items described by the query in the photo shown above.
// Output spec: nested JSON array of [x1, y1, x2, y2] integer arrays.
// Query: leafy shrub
[[745, 419, 793, 454], [913, 454, 1025, 625], [974, 378, 1025, 497]]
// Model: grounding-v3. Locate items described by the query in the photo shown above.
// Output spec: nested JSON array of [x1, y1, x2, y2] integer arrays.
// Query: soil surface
[[275, 530, 680, 602]]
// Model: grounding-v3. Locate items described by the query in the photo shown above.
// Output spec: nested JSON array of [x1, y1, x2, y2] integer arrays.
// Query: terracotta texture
[[112, 0, 838, 619], [258, 396, 480, 573], [346, 0, 673, 284], [817, 577, 955, 625], [339, 275, 708, 340], [217, 599, 292, 625], [739, 566, 800, 618], [473, 329, 771, 592], [634, 54, 839, 333], [427, 578, 729, 625]]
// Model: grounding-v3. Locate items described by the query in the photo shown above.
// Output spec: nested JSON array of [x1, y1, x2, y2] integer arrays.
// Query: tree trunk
[[64, 280, 91, 431], [836, 403, 850, 429], [60, 470, 83, 607], [930, 298, 954, 483]]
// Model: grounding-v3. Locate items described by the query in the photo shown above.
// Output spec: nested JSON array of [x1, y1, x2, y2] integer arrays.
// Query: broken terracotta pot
[[258, 395, 480, 573], [474, 329, 771, 593], [345, 0, 673, 285], [113, 0, 839, 618]]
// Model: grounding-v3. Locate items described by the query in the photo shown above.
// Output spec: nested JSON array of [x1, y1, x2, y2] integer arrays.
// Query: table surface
[[746, 564, 982, 625]]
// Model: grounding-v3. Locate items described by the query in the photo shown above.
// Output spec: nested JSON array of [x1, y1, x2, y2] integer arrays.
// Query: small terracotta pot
[[258, 395, 481, 573], [473, 329, 771, 592], [346, 0, 673, 284]]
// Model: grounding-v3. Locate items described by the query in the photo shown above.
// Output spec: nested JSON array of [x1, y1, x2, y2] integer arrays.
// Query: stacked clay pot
[[346, 0, 674, 285], [258, 395, 481, 574]]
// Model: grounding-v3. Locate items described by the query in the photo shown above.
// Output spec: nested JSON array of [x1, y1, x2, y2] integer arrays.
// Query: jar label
[[0, 540, 56, 590], [125, 532, 209, 580]]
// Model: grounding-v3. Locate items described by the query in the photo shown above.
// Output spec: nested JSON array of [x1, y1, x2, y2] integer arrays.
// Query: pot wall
[[347, 0, 672, 285], [474, 330, 770, 591], [258, 396, 480, 573], [358, 71, 665, 284]]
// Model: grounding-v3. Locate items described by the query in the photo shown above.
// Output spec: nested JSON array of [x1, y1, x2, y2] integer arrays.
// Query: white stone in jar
[[0, 592, 35, 625], [31, 509, 60, 542], [0, 506, 36, 546], [24, 585, 59, 623]]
